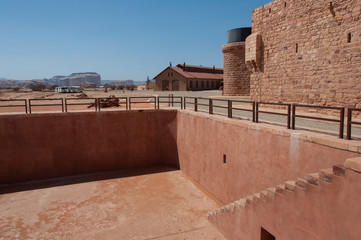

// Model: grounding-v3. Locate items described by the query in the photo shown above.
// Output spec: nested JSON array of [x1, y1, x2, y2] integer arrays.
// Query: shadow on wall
[[0, 110, 180, 186]]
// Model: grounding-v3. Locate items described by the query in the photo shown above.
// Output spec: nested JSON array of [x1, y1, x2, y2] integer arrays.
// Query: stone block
[[345, 157, 361, 173]]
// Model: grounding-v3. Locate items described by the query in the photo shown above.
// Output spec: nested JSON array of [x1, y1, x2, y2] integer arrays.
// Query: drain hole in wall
[[261, 227, 276, 240], [223, 154, 227, 164], [347, 33, 352, 43]]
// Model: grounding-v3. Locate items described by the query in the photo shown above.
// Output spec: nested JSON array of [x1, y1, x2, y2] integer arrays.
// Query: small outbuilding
[[154, 64, 223, 91]]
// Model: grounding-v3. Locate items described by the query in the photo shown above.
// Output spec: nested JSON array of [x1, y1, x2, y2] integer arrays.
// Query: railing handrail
[[1, 96, 360, 140]]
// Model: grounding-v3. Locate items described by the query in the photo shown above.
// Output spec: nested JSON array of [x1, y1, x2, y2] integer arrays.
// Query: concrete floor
[[0, 167, 226, 240]]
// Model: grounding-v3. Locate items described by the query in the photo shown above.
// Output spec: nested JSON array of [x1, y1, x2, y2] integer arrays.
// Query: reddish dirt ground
[[0, 167, 226, 240]]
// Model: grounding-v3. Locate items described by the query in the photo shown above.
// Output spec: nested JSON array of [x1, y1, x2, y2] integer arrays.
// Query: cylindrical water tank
[[227, 27, 252, 44]]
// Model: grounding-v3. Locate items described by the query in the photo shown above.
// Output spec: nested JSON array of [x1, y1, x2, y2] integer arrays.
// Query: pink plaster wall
[[0, 110, 178, 184], [176, 112, 360, 204], [208, 167, 361, 240]]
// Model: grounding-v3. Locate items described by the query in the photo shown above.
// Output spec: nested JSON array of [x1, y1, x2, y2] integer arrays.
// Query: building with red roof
[[153, 64, 223, 91]]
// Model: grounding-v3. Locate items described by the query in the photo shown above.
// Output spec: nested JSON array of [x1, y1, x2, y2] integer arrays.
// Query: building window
[[211, 81, 214, 88], [201, 81, 204, 88], [190, 80, 193, 88], [196, 81, 198, 88], [207, 81, 209, 88]]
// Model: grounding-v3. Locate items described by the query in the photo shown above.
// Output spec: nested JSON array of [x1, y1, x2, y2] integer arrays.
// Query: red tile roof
[[171, 67, 223, 79], [154, 64, 223, 80]]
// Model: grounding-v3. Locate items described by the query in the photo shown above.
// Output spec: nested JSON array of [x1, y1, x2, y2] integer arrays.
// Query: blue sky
[[0, 0, 271, 81]]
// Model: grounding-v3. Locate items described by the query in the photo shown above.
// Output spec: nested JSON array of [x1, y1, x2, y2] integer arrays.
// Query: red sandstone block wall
[[249, 0, 361, 109], [0, 110, 178, 184], [222, 42, 251, 96]]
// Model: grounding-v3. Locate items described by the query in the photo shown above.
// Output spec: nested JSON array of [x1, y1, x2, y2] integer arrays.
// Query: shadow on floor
[[0, 165, 178, 195]]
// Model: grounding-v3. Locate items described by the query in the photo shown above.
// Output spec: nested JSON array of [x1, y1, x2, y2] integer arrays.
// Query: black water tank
[[227, 27, 252, 43]]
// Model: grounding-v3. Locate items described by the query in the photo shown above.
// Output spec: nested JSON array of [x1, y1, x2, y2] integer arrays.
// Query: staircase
[[206, 157, 361, 240]]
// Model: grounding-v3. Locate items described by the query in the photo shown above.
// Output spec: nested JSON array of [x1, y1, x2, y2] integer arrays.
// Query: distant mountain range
[[0, 75, 147, 88]]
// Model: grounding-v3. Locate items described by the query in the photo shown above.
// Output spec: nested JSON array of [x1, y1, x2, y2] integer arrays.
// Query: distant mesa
[[0, 72, 101, 89], [50, 72, 101, 87]]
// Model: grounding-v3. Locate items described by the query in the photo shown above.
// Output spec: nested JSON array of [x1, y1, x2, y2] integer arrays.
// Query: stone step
[[207, 163, 350, 221], [296, 178, 308, 189], [285, 180, 296, 192], [276, 184, 285, 195], [305, 173, 320, 186], [267, 187, 276, 200], [333, 164, 346, 177], [320, 168, 333, 182]]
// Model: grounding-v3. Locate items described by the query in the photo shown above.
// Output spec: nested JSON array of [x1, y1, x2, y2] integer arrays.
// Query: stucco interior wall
[[176, 111, 360, 204], [0, 110, 178, 184], [207, 165, 361, 240]]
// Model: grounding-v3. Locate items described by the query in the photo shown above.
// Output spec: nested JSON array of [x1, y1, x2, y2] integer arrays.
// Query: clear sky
[[0, 0, 272, 81]]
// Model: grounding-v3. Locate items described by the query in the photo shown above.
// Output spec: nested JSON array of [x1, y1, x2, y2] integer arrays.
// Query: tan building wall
[[247, 0, 361, 108], [222, 42, 251, 96], [154, 68, 221, 91]]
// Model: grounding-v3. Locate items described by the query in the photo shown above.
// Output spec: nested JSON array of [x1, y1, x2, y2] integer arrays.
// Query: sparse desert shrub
[[13, 87, 20, 92], [116, 85, 124, 90], [29, 84, 46, 91], [110, 85, 116, 90], [49, 85, 58, 90]]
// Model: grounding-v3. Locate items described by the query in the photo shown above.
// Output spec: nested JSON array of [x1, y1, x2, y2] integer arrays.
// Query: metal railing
[[292, 104, 345, 138], [256, 102, 291, 129], [1, 96, 360, 141], [97, 97, 128, 111], [129, 97, 156, 110], [230, 100, 255, 122], [157, 96, 183, 109], [0, 99, 28, 113], [64, 98, 98, 112], [347, 108, 361, 140], [184, 97, 197, 111], [29, 98, 64, 113]]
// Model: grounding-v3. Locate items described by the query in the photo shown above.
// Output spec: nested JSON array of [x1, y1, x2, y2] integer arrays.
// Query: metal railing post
[[126, 97, 128, 110], [252, 102, 255, 122], [347, 108, 352, 140], [29, 99, 32, 114], [154, 97, 156, 109], [339, 108, 345, 138], [129, 97, 132, 110], [181, 97, 183, 110], [287, 104, 291, 129], [65, 99, 68, 112], [157, 96, 160, 109], [25, 99, 28, 114], [184, 97, 187, 109], [255, 102, 259, 123], [61, 99, 64, 112], [194, 98, 198, 112], [209, 99, 213, 114], [172, 94, 174, 107], [228, 100, 232, 118], [292, 104, 296, 129]]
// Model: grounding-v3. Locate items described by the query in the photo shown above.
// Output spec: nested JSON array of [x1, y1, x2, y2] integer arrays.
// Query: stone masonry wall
[[223, 42, 251, 96], [249, 0, 361, 109]]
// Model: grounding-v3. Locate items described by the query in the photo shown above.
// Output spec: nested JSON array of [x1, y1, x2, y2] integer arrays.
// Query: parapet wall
[[207, 159, 361, 240], [249, 0, 361, 108], [0, 110, 178, 184], [176, 110, 360, 204]]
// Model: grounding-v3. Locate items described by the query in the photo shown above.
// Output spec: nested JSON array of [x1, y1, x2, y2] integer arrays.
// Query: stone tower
[[222, 28, 252, 96]]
